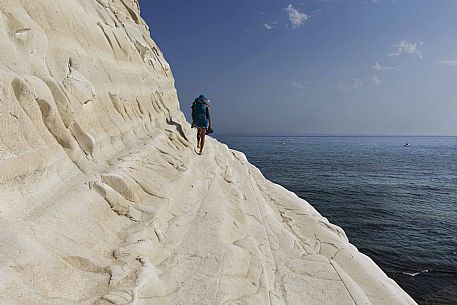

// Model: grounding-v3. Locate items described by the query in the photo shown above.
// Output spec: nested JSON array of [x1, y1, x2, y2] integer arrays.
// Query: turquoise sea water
[[216, 136, 457, 305]]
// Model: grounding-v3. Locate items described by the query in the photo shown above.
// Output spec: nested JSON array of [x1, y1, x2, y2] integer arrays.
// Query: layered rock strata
[[0, 1, 417, 304]]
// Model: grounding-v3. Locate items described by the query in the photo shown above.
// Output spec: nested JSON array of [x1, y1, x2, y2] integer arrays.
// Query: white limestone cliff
[[0, 1, 417, 304]]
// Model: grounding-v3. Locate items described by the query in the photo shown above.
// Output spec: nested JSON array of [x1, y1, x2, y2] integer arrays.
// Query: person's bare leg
[[199, 128, 206, 154], [197, 130, 200, 148]]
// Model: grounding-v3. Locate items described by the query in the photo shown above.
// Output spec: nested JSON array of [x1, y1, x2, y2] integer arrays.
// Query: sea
[[215, 135, 457, 305]]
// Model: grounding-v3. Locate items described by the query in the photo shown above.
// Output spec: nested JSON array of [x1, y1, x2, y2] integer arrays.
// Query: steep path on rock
[[93, 138, 417, 305]]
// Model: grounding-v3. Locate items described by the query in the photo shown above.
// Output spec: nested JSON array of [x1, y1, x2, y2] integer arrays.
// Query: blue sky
[[140, 0, 457, 136]]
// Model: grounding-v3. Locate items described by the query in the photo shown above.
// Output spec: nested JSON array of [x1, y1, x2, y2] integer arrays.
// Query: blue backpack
[[192, 98, 207, 120]]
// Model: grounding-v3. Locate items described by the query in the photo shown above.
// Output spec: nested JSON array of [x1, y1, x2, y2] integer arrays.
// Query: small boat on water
[[404, 143, 410, 147]]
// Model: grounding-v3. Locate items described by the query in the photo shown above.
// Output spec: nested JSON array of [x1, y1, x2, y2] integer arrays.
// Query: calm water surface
[[216, 136, 457, 305]]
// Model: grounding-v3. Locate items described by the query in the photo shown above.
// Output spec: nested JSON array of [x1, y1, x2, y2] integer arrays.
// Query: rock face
[[0, 1, 416, 305]]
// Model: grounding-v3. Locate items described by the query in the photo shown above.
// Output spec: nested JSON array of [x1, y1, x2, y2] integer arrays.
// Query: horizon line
[[214, 133, 457, 138]]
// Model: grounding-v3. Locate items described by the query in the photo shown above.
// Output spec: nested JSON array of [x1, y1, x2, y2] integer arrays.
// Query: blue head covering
[[199, 94, 206, 100]]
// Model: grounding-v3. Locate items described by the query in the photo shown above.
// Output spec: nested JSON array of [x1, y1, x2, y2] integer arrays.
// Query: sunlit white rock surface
[[0, 1, 417, 304]]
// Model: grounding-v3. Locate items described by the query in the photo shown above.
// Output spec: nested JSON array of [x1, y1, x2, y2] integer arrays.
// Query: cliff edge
[[0, 1, 416, 304]]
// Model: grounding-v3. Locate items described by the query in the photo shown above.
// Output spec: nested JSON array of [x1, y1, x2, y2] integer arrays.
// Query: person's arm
[[206, 106, 211, 128], [191, 103, 195, 127]]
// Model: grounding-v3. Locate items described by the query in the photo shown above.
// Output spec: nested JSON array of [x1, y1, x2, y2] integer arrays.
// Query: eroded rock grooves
[[0, 1, 416, 304]]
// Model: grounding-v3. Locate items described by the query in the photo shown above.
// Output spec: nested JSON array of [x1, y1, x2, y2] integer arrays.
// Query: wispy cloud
[[372, 62, 397, 71], [389, 40, 423, 58], [264, 23, 273, 30], [439, 59, 457, 66], [290, 80, 315, 89], [372, 76, 382, 86], [338, 79, 363, 91], [363, 0, 399, 4], [284, 4, 309, 29]]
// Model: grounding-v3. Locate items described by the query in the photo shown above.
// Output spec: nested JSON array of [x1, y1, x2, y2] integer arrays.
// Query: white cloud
[[439, 59, 457, 66], [338, 79, 363, 91], [372, 62, 397, 71], [284, 4, 309, 29], [372, 76, 382, 86], [389, 40, 423, 58], [264, 23, 273, 30]]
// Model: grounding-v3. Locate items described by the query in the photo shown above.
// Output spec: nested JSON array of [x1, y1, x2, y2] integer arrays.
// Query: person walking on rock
[[191, 94, 212, 155]]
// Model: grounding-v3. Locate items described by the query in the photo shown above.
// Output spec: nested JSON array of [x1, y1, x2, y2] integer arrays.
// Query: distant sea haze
[[217, 135, 457, 305]]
